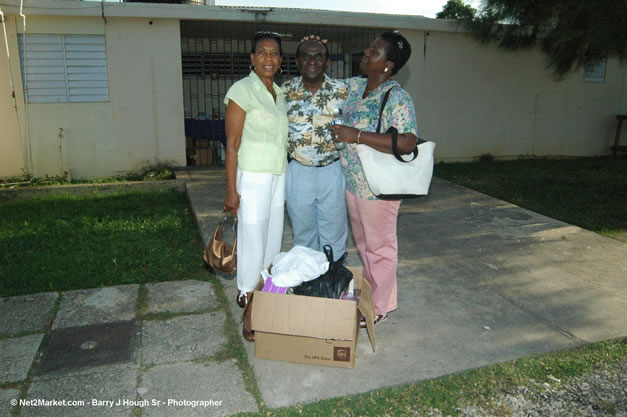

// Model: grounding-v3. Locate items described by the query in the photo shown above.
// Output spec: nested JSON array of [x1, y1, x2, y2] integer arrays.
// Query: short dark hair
[[252, 31, 283, 55], [379, 31, 411, 75], [295, 36, 329, 60]]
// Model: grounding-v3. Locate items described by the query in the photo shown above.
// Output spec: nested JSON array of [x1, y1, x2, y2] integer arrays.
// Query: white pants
[[236, 168, 286, 293]]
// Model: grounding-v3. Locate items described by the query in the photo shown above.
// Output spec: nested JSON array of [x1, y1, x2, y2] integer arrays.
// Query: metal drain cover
[[35, 321, 135, 375]]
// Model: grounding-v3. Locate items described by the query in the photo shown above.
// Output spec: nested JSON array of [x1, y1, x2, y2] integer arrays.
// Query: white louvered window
[[583, 59, 606, 83], [19, 34, 109, 103]]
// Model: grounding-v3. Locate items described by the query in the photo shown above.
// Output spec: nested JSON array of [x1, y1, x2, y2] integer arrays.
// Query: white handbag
[[356, 88, 436, 200]]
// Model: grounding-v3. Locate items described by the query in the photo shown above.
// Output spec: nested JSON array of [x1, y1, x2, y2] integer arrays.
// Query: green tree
[[436, 0, 476, 20], [460, 0, 626, 78]]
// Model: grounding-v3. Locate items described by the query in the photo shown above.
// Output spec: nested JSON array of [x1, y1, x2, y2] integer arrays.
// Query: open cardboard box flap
[[251, 266, 377, 352], [348, 266, 377, 352]]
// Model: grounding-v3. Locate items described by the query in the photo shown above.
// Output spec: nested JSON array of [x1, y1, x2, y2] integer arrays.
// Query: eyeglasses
[[253, 31, 283, 55], [254, 31, 281, 41]]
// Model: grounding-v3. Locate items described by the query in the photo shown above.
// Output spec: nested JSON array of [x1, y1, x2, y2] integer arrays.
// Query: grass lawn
[[257, 337, 626, 416], [0, 189, 207, 298], [434, 157, 627, 241]]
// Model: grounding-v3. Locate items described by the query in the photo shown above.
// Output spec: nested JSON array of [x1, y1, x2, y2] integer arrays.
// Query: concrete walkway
[[1, 168, 626, 416]]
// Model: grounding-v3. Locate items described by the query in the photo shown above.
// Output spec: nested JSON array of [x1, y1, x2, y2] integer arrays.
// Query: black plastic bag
[[292, 245, 353, 299]]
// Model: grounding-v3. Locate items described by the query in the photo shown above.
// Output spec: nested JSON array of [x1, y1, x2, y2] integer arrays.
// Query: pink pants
[[345, 190, 401, 316]]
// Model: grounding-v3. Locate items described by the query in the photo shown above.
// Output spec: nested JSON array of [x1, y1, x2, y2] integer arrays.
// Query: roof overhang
[[0, 0, 465, 33]]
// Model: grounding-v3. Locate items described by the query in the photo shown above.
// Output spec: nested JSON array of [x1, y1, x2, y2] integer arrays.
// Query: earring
[[278, 68, 284, 75], [249, 64, 254, 71], [384, 67, 389, 73]]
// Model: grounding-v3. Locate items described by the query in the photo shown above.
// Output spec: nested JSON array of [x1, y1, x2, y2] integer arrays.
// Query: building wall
[[1, 3, 624, 180], [0, 17, 27, 178], [398, 29, 623, 161], [18, 17, 114, 178], [0, 14, 186, 179], [107, 17, 186, 174]]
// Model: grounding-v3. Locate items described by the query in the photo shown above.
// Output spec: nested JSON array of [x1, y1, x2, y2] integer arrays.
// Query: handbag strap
[[376, 87, 419, 163], [375, 88, 394, 134], [220, 211, 237, 243], [322, 244, 348, 270]]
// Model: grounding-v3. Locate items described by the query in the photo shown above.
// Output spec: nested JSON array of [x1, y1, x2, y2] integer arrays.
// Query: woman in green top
[[223, 31, 288, 341]]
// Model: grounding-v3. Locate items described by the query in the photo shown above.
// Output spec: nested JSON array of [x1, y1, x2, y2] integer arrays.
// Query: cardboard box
[[194, 149, 209, 165], [251, 267, 376, 368], [193, 148, 217, 166]]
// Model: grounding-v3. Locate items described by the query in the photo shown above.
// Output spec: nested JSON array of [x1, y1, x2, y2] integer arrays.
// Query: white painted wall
[[1, 2, 624, 180], [106, 17, 186, 174], [397, 29, 623, 161], [0, 17, 27, 178], [0, 13, 186, 179], [12, 16, 115, 178]]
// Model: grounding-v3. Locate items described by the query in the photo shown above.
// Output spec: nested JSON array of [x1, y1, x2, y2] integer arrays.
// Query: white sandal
[[360, 313, 389, 329]]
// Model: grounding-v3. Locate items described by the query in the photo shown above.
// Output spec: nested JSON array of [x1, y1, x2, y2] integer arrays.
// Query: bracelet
[[357, 130, 362, 144]]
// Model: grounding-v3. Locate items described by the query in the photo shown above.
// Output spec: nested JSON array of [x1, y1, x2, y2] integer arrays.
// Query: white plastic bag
[[267, 246, 329, 288]]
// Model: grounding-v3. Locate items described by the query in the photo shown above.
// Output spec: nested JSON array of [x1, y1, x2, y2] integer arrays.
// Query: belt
[[313, 157, 340, 168], [289, 157, 340, 168]]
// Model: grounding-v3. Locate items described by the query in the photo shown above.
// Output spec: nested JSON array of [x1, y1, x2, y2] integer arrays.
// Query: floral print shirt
[[340, 77, 418, 200], [281, 75, 349, 167]]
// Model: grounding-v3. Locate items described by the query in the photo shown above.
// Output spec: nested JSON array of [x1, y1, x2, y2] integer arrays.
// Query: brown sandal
[[242, 294, 255, 342], [243, 326, 255, 341]]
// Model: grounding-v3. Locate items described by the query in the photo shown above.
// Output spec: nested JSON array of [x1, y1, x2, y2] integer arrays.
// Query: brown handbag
[[203, 212, 237, 274]]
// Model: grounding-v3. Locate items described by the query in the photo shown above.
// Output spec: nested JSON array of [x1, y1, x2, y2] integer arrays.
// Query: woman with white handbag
[[329, 31, 423, 326]]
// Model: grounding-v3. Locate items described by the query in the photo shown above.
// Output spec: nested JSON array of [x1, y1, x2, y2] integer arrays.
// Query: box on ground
[[194, 148, 216, 165], [250, 266, 376, 368]]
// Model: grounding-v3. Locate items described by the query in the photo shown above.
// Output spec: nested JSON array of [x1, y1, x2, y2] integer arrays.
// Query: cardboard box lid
[[347, 266, 377, 352], [251, 291, 357, 341]]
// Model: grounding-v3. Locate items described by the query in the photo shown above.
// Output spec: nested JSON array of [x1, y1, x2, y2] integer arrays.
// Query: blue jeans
[[286, 160, 348, 261]]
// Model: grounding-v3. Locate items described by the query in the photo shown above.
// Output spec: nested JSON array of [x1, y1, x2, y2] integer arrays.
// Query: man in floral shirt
[[281, 35, 349, 261]]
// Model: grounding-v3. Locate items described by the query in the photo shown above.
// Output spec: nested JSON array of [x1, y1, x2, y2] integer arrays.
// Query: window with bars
[[182, 52, 300, 78], [179, 21, 383, 120], [18, 34, 110, 103]]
